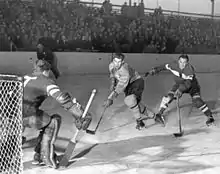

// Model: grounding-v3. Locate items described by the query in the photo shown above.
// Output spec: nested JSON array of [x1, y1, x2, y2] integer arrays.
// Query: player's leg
[[32, 127, 46, 165], [190, 86, 215, 126], [124, 78, 148, 130], [23, 107, 52, 165], [40, 114, 61, 169], [50, 54, 60, 79], [155, 84, 179, 125]]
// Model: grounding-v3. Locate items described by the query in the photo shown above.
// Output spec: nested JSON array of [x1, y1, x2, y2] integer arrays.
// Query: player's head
[[33, 59, 51, 76], [178, 54, 189, 70], [37, 43, 44, 52], [112, 53, 125, 69]]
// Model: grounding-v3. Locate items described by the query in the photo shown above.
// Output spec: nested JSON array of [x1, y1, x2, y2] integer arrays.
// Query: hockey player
[[22, 59, 92, 168], [104, 53, 151, 130], [148, 54, 215, 126], [36, 42, 60, 79]]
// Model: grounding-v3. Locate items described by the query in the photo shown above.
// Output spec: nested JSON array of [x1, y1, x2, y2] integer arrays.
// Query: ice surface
[[22, 73, 220, 174]]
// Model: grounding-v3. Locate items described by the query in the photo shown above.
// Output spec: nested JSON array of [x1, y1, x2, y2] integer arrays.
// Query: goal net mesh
[[0, 75, 23, 174]]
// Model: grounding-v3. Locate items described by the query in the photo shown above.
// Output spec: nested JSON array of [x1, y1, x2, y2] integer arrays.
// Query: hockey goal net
[[0, 74, 23, 174]]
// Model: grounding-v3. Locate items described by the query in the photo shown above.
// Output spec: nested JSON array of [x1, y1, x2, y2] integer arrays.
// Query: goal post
[[0, 74, 23, 174]]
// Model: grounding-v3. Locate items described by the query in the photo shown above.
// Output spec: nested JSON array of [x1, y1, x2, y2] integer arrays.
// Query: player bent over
[[148, 54, 215, 127], [22, 60, 92, 169], [104, 53, 152, 130], [36, 42, 60, 79]]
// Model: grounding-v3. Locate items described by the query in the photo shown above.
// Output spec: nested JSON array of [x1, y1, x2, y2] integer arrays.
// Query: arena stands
[[0, 0, 220, 54]]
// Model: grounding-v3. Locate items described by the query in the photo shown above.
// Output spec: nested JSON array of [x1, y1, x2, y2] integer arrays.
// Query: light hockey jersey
[[109, 62, 141, 94]]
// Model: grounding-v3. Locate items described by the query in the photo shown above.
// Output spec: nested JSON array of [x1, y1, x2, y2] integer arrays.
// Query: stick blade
[[86, 129, 96, 135], [59, 141, 76, 167], [173, 132, 184, 137]]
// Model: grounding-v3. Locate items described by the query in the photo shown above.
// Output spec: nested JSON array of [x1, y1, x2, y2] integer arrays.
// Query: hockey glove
[[175, 89, 182, 98], [148, 68, 157, 76], [104, 90, 118, 108], [104, 99, 113, 108], [75, 113, 92, 130], [75, 117, 83, 130]]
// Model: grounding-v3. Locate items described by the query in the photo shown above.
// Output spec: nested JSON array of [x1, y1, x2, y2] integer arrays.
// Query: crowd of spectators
[[0, 0, 220, 54]]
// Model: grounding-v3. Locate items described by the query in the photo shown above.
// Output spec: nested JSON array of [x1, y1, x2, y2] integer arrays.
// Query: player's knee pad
[[192, 95, 209, 113], [124, 94, 142, 119], [40, 114, 61, 169], [124, 94, 138, 109]]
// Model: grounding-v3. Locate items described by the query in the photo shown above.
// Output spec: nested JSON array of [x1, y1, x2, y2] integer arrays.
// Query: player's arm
[[109, 63, 117, 92], [46, 83, 80, 115], [148, 63, 167, 76], [46, 83, 91, 130]]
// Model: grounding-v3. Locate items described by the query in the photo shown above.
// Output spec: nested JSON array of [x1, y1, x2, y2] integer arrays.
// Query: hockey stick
[[144, 72, 150, 77], [173, 96, 184, 137], [59, 89, 97, 167], [86, 106, 107, 135], [86, 72, 151, 135]]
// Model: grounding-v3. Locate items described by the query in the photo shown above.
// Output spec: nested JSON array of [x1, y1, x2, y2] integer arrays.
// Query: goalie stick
[[59, 89, 97, 167]]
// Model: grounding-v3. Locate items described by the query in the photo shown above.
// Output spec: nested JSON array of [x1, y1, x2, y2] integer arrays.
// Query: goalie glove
[[56, 92, 91, 130]]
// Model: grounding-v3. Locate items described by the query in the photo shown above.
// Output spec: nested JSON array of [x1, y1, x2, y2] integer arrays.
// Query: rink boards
[[0, 52, 220, 76]]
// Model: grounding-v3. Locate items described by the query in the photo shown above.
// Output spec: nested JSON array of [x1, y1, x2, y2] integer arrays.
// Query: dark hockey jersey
[[37, 47, 54, 65], [23, 73, 63, 116], [155, 61, 198, 91]]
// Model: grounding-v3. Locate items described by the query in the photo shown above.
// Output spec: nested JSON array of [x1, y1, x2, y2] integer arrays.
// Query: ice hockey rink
[[22, 73, 220, 174]]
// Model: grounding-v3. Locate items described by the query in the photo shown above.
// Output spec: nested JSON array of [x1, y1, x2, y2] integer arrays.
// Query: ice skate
[[206, 116, 215, 126], [136, 117, 146, 130], [32, 153, 45, 166], [154, 113, 165, 126]]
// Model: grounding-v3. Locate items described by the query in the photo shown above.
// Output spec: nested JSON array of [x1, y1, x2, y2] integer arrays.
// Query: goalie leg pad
[[40, 114, 61, 169], [23, 109, 51, 130], [124, 94, 141, 119], [34, 127, 46, 154]]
